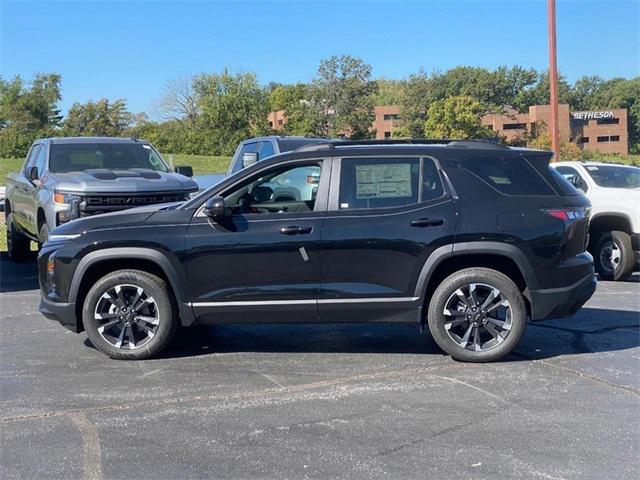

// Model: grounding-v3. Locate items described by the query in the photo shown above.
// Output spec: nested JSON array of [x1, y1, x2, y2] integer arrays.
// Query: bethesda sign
[[571, 110, 616, 120]]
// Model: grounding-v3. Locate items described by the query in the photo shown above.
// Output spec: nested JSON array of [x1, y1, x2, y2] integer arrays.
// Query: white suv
[[553, 161, 640, 281]]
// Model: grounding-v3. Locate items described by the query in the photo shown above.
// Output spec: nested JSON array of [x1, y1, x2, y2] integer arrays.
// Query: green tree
[[570, 75, 606, 111], [514, 71, 571, 111], [372, 78, 405, 106], [423, 95, 494, 139], [62, 99, 133, 136], [311, 55, 378, 138], [195, 70, 270, 155], [397, 69, 433, 137], [0, 73, 62, 157]]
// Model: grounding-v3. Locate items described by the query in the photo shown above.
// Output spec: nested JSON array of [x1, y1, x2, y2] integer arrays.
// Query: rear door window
[[338, 157, 443, 210], [462, 156, 554, 195], [258, 141, 275, 160]]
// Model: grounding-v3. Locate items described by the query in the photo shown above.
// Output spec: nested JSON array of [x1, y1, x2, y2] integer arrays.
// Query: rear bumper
[[39, 294, 80, 333], [528, 272, 597, 321]]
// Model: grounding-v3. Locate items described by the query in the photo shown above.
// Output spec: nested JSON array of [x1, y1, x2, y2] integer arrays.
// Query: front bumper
[[528, 273, 597, 321], [39, 294, 79, 332]]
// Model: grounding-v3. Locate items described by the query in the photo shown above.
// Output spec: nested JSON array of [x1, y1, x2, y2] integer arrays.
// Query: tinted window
[[258, 141, 275, 160], [23, 145, 41, 175], [49, 143, 168, 173], [463, 156, 554, 195], [223, 162, 322, 215], [339, 157, 443, 210], [555, 166, 588, 192], [232, 142, 259, 173], [584, 164, 640, 189], [34, 146, 47, 177], [277, 138, 332, 153]]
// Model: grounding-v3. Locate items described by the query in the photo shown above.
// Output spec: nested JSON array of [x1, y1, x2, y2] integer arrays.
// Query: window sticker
[[586, 166, 599, 171], [142, 145, 152, 149], [355, 163, 412, 198]]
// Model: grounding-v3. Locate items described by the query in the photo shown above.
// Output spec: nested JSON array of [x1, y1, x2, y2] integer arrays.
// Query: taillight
[[541, 207, 590, 221]]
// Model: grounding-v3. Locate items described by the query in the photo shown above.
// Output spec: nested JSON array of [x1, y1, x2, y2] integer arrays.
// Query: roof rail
[[446, 139, 509, 150], [292, 138, 508, 152]]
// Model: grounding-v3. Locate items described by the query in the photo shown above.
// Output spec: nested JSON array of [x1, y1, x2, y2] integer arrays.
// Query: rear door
[[318, 156, 457, 323], [184, 158, 330, 324]]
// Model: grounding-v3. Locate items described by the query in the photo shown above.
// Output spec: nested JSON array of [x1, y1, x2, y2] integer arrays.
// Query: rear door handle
[[410, 218, 444, 227], [279, 226, 313, 235]]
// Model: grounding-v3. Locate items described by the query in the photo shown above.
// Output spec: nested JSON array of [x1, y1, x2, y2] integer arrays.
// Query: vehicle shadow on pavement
[[146, 307, 639, 361], [0, 253, 39, 293]]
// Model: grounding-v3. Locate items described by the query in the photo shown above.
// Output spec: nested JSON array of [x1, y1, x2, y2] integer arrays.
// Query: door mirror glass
[[28, 166, 39, 182], [242, 152, 258, 168], [175, 165, 193, 177], [204, 196, 226, 219]]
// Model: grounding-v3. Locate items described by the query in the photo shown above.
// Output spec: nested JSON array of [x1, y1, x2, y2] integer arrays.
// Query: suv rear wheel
[[82, 269, 178, 360], [6, 213, 31, 262], [593, 231, 634, 281], [427, 268, 527, 362]]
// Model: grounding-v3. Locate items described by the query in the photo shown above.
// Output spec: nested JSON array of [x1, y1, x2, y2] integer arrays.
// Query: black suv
[[38, 140, 596, 362]]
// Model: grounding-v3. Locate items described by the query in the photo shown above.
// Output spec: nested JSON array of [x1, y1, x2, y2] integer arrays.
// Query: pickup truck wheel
[[427, 268, 527, 363], [82, 269, 178, 360], [6, 213, 30, 262], [594, 231, 634, 281]]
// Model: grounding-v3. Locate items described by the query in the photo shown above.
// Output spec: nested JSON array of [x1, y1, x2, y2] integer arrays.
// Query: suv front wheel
[[82, 269, 178, 360], [427, 268, 527, 362]]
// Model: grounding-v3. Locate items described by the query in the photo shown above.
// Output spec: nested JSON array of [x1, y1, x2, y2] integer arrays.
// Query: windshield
[[49, 143, 169, 173], [584, 164, 640, 189]]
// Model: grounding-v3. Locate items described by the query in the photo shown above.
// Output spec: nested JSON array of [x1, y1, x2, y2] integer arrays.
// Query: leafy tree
[[311, 55, 378, 138], [195, 70, 270, 155], [62, 99, 133, 136], [372, 78, 405, 106], [0, 73, 62, 157], [514, 71, 571, 111], [529, 131, 581, 160], [423, 95, 494, 139], [570, 75, 606, 111], [396, 69, 433, 137]]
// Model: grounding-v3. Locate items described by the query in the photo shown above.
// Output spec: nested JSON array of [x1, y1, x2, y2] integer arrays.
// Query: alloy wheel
[[442, 283, 513, 352], [94, 284, 160, 350]]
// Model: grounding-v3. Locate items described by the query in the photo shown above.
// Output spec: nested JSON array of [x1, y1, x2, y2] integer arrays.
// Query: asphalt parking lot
[[1, 254, 639, 480]]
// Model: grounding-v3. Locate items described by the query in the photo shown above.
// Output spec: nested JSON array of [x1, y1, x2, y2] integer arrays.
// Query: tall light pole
[[548, 0, 561, 161]]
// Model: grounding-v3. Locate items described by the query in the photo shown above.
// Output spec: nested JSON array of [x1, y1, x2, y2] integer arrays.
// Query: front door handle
[[410, 218, 444, 227], [279, 226, 313, 235]]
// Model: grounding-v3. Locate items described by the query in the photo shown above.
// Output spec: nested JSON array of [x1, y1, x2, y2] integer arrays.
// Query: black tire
[[593, 231, 634, 281], [82, 269, 178, 360], [427, 267, 527, 363], [38, 222, 50, 248], [6, 213, 30, 262]]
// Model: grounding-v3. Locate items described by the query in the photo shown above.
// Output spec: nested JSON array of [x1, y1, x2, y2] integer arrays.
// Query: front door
[[185, 159, 329, 324], [319, 155, 457, 323]]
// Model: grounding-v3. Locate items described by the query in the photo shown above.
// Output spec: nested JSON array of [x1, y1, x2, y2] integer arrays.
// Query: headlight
[[47, 233, 81, 242], [54, 191, 82, 205], [54, 191, 82, 223]]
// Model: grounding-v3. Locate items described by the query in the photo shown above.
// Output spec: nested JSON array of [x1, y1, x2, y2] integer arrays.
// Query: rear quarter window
[[462, 156, 555, 196]]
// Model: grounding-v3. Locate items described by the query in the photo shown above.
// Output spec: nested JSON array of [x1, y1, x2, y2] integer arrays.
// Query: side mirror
[[28, 166, 39, 182], [242, 152, 258, 169], [203, 196, 226, 219], [175, 166, 193, 177]]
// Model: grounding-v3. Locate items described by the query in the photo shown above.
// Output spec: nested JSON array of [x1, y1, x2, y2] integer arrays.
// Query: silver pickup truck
[[5, 137, 198, 260]]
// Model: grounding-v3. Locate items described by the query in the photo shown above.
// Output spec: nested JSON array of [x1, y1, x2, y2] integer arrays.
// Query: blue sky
[[1, 0, 638, 115]]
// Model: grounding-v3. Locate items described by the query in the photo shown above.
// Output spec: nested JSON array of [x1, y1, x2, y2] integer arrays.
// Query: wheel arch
[[69, 248, 194, 332], [589, 213, 633, 238], [415, 242, 536, 319]]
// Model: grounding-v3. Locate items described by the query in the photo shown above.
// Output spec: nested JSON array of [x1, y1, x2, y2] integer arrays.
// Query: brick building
[[269, 103, 629, 155], [481, 104, 628, 155]]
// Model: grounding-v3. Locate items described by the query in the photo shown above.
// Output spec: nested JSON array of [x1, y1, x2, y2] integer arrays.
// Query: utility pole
[[548, 0, 560, 161]]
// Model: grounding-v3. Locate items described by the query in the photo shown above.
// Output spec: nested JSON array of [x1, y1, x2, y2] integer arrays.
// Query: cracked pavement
[[1, 255, 639, 479]]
